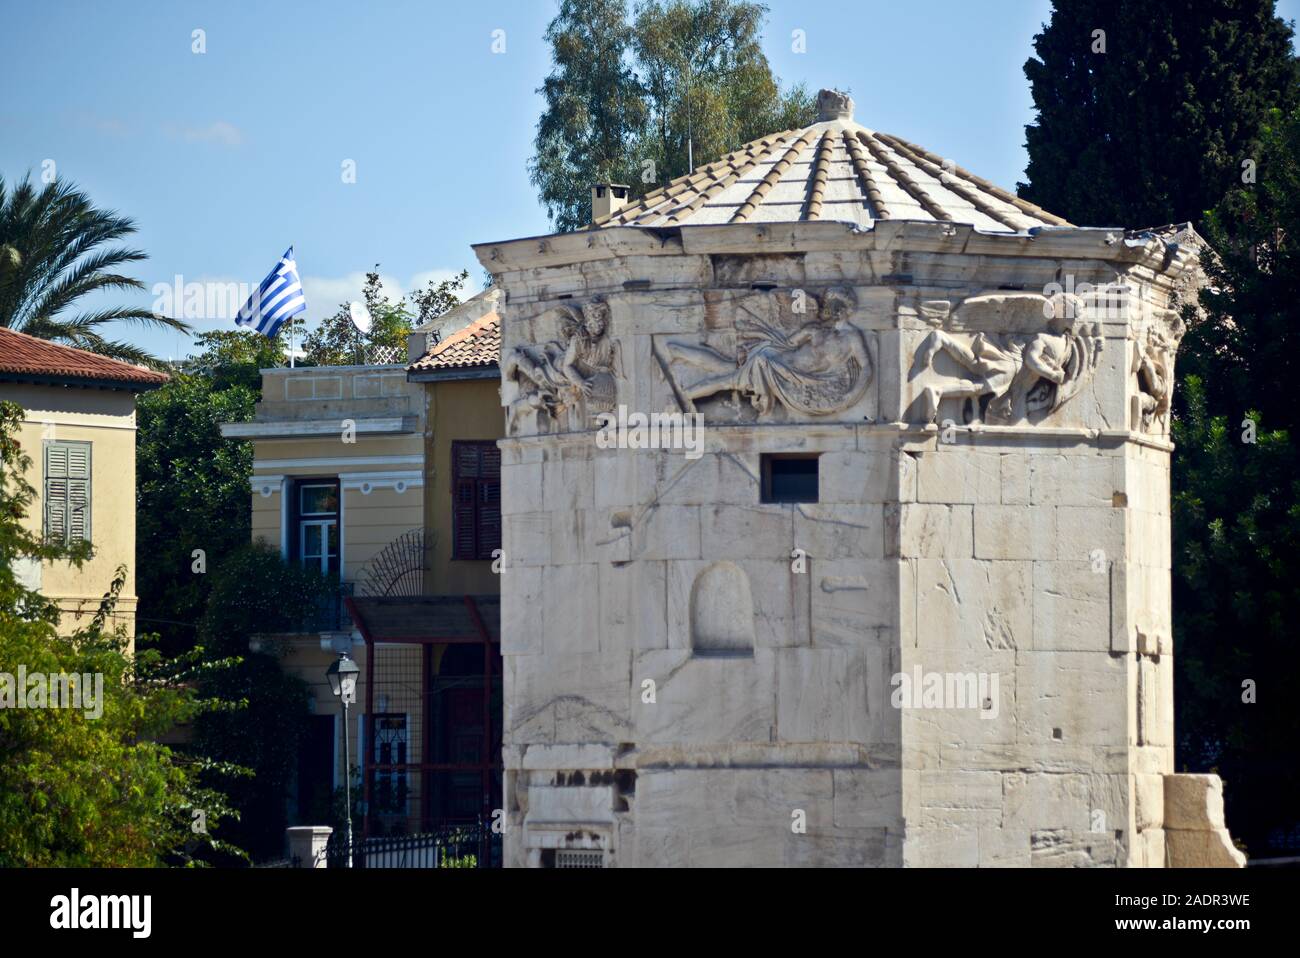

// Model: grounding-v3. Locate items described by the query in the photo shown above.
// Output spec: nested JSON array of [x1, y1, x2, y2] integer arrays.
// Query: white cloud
[[170, 120, 244, 147], [301, 268, 480, 323], [147, 273, 252, 327], [76, 114, 129, 137], [140, 267, 479, 347], [301, 271, 405, 315]]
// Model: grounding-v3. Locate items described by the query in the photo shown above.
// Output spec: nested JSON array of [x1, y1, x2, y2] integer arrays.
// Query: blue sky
[[2, 0, 1297, 360]]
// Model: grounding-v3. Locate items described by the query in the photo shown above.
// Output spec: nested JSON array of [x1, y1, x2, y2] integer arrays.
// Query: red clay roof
[[408, 311, 500, 373], [0, 327, 169, 388]]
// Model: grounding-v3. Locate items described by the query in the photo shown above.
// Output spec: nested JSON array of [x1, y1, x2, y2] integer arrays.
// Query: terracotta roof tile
[[408, 312, 500, 372], [588, 89, 1070, 233], [0, 327, 169, 388]]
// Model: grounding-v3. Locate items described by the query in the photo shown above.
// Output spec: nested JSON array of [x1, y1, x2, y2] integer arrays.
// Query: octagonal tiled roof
[[590, 89, 1069, 234]]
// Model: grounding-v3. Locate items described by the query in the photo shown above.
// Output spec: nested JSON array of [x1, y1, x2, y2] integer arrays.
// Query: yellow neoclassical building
[[221, 289, 504, 839], [0, 327, 168, 642]]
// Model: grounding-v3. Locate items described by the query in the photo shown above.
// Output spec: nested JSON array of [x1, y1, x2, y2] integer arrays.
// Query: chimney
[[591, 183, 630, 223]]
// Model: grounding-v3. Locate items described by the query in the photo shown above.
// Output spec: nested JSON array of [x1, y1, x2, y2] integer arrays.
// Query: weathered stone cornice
[[474, 221, 1201, 286]]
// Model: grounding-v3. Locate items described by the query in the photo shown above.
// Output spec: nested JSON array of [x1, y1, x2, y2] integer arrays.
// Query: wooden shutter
[[66, 443, 91, 543], [44, 443, 68, 543], [477, 445, 501, 559], [452, 442, 481, 559], [44, 441, 90, 544], [451, 441, 501, 560]]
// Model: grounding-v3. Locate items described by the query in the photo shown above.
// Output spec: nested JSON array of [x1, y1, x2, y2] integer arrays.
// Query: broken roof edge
[[472, 219, 1203, 279], [407, 364, 499, 383], [407, 306, 501, 377], [410, 285, 502, 336]]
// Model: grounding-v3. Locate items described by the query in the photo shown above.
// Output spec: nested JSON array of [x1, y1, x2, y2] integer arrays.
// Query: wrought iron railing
[[325, 819, 500, 869], [301, 580, 355, 632]]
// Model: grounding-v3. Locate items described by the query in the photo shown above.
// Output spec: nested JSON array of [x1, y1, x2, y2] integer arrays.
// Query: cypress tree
[[1019, 0, 1299, 228]]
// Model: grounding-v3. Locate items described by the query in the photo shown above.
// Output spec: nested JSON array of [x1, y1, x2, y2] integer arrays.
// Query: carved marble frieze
[[907, 291, 1103, 426], [654, 286, 874, 423], [1130, 307, 1185, 435], [502, 295, 624, 435]]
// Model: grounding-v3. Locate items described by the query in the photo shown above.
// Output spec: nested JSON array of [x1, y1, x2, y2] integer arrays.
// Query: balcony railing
[[302, 579, 355, 633]]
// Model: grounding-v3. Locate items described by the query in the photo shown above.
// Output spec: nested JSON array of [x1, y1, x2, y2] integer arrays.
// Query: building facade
[[0, 327, 167, 642], [224, 291, 504, 838], [222, 361, 427, 829], [477, 90, 1241, 867]]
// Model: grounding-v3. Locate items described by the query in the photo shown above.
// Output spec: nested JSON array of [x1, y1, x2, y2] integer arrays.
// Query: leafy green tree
[[1018, 0, 1299, 229], [529, 0, 813, 231], [0, 401, 240, 866], [530, 0, 647, 233], [1020, 0, 1300, 853], [301, 267, 467, 366], [190, 543, 333, 862], [631, 0, 812, 191], [1179, 107, 1300, 427], [1171, 107, 1300, 853], [409, 269, 470, 327], [136, 333, 268, 657], [0, 174, 190, 365], [184, 328, 287, 392], [137, 328, 357, 861]]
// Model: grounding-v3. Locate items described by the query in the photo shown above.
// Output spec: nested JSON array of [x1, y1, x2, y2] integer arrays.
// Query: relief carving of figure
[[1131, 312, 1184, 433], [657, 287, 873, 419], [502, 295, 622, 433], [910, 292, 1101, 425]]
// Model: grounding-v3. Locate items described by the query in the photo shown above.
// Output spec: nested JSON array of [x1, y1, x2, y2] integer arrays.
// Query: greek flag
[[236, 247, 307, 338]]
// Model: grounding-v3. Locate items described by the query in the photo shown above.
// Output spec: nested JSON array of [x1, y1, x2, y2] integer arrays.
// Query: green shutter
[[44, 441, 91, 545]]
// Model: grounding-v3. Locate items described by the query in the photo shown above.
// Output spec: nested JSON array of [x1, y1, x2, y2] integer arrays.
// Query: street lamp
[[326, 652, 360, 867]]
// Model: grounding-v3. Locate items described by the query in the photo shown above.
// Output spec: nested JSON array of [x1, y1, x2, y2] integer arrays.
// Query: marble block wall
[[477, 219, 1236, 867]]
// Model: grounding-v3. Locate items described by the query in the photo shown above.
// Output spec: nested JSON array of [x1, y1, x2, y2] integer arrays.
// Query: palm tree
[[0, 174, 189, 366]]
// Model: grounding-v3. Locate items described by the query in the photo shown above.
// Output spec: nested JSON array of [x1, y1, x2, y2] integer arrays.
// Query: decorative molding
[[250, 474, 286, 497], [254, 468, 426, 496], [339, 471, 423, 495], [251, 454, 423, 470], [20, 414, 137, 432], [220, 417, 416, 439]]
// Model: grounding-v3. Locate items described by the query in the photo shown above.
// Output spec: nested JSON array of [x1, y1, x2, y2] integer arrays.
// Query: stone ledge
[[1163, 773, 1246, 868], [499, 421, 1175, 452]]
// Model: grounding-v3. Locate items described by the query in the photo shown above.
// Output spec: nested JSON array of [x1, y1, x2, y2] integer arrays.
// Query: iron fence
[[325, 818, 500, 868]]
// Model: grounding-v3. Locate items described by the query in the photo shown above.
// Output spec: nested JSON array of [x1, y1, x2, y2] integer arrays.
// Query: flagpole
[[289, 244, 297, 368], [241, 246, 304, 368]]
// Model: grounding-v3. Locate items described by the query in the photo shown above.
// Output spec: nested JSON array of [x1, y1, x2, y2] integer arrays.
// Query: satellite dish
[[348, 301, 372, 335]]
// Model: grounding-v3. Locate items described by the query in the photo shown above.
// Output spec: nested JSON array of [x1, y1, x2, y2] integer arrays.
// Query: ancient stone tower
[[477, 90, 1241, 867]]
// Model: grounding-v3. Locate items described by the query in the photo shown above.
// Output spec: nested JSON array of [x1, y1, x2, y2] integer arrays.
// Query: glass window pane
[[326, 521, 339, 558], [300, 485, 338, 516], [302, 523, 322, 558]]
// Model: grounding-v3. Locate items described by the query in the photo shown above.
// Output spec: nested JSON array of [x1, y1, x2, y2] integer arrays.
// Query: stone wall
[[481, 220, 1236, 867]]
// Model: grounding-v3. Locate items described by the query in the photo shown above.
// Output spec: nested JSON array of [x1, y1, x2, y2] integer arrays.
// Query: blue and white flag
[[236, 246, 307, 338]]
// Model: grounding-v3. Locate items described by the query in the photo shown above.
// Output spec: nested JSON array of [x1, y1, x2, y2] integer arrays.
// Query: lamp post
[[326, 652, 360, 867]]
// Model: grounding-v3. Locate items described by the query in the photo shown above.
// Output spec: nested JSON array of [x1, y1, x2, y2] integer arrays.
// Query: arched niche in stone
[[690, 561, 756, 655]]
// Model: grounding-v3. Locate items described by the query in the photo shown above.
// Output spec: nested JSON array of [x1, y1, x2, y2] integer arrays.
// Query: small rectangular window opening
[[761, 454, 819, 504]]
